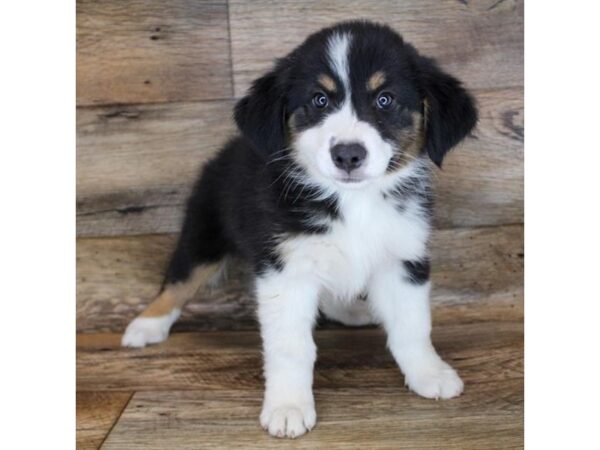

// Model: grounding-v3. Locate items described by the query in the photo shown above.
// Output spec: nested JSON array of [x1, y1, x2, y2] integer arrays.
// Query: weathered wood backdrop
[[77, 0, 523, 333]]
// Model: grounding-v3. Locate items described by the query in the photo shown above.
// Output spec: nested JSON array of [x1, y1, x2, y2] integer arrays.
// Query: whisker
[[278, 166, 302, 203], [266, 154, 292, 165], [268, 159, 298, 188], [266, 147, 293, 162]]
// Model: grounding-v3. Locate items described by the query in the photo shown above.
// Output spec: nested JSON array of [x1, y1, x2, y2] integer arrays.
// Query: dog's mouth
[[334, 174, 369, 186], [339, 176, 362, 183]]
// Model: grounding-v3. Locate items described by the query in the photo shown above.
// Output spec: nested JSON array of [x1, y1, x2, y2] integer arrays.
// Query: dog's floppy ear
[[419, 57, 478, 167], [234, 61, 289, 157]]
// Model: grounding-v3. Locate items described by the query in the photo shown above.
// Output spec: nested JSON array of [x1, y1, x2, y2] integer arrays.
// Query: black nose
[[330, 143, 367, 173]]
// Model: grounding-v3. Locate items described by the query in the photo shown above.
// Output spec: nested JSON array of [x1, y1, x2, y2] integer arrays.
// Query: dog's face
[[235, 22, 477, 193]]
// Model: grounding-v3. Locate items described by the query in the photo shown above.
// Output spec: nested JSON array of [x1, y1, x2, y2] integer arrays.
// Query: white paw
[[121, 310, 180, 348], [404, 357, 464, 400], [260, 403, 317, 439]]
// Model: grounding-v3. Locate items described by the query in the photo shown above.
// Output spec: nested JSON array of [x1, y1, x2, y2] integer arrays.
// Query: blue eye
[[376, 92, 394, 110], [312, 92, 328, 109]]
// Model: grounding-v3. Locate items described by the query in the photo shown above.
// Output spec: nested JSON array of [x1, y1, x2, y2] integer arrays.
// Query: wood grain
[[76, 391, 132, 449], [76, 0, 232, 105], [102, 383, 523, 449], [78, 322, 522, 447], [76, 99, 236, 237], [76, 224, 522, 333], [76, 0, 523, 236], [434, 87, 523, 228], [80, 324, 523, 449], [76, 87, 522, 236], [229, 0, 523, 97], [77, 322, 523, 392]]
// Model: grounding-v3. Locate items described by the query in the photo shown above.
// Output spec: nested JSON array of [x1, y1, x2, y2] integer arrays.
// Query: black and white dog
[[122, 21, 477, 438]]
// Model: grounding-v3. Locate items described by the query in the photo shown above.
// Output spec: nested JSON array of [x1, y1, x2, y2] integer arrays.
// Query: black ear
[[234, 63, 288, 157], [419, 57, 478, 167]]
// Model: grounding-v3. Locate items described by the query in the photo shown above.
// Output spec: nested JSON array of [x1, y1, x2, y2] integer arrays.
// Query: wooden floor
[[76, 223, 524, 448], [77, 309, 523, 449], [76, 1, 524, 448]]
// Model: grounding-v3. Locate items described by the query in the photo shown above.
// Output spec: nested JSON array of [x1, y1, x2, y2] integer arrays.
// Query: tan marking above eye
[[318, 74, 337, 92], [367, 71, 386, 91]]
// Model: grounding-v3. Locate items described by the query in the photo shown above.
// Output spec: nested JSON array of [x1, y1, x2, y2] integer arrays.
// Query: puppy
[[122, 21, 477, 438]]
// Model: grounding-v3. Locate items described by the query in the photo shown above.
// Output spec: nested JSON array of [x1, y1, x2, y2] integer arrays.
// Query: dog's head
[[235, 21, 477, 192]]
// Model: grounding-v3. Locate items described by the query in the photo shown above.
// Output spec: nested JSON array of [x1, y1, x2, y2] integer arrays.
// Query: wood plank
[[76, 87, 522, 236], [435, 87, 523, 228], [76, 99, 236, 237], [76, 391, 132, 449], [102, 383, 523, 449], [80, 321, 523, 447], [77, 322, 523, 392], [76, 224, 523, 333], [76, 0, 232, 105], [229, 0, 523, 97]]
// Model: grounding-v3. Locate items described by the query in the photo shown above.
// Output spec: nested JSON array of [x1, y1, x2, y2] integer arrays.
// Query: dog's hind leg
[[121, 260, 224, 348], [122, 172, 228, 348]]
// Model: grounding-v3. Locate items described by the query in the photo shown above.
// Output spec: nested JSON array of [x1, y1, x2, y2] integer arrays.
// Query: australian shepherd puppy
[[122, 21, 477, 438]]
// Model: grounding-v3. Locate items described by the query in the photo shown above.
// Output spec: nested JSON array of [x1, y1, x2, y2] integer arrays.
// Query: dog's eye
[[376, 92, 394, 110], [312, 92, 329, 109]]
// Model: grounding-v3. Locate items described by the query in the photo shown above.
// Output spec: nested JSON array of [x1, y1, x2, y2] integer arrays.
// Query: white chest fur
[[277, 186, 430, 301]]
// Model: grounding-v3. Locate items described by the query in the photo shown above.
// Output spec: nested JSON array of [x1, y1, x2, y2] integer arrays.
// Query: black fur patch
[[403, 259, 431, 284], [163, 137, 339, 281]]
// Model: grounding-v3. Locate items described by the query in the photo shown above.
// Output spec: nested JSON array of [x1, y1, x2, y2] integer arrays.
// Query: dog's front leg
[[256, 271, 319, 438], [368, 260, 463, 399]]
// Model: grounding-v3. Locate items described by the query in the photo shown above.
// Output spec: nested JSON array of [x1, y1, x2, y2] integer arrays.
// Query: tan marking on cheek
[[287, 112, 299, 136], [367, 71, 386, 91], [318, 74, 337, 92], [139, 263, 221, 317], [388, 111, 426, 171], [403, 111, 425, 157], [285, 114, 301, 156]]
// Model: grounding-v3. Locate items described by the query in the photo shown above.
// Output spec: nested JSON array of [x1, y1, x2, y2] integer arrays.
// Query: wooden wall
[[76, 0, 524, 332]]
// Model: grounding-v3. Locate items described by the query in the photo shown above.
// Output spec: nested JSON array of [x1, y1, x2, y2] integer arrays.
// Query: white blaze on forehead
[[326, 32, 352, 93], [291, 31, 404, 193]]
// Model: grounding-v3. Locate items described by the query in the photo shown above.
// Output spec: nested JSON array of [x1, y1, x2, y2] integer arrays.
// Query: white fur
[[257, 271, 319, 438], [327, 32, 351, 93], [258, 158, 461, 436], [369, 269, 463, 399], [277, 166, 430, 301], [294, 101, 396, 189], [121, 308, 181, 348]]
